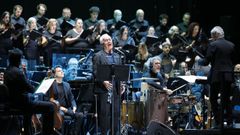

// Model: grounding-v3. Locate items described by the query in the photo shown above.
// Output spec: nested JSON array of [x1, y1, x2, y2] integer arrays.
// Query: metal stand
[[96, 64, 130, 135]]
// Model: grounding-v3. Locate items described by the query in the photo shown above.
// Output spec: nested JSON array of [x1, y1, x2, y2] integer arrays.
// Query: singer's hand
[[103, 81, 113, 91]]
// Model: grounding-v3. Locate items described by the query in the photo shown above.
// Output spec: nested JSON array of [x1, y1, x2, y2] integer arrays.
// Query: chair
[[0, 84, 33, 135]]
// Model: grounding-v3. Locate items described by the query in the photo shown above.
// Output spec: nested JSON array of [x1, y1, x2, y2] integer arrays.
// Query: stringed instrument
[[47, 70, 63, 130]]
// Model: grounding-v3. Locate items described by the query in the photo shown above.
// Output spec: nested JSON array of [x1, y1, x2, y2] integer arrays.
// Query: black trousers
[[16, 100, 55, 135], [97, 92, 120, 135], [210, 81, 232, 125]]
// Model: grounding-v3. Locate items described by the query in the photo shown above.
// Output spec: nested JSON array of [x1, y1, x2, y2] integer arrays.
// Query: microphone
[[83, 49, 94, 64]]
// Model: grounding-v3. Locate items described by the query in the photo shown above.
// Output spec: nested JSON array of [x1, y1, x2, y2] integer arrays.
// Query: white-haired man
[[199, 26, 235, 128], [129, 9, 149, 43], [93, 34, 122, 134]]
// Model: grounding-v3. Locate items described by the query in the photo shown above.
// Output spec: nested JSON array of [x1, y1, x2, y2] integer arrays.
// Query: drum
[[121, 101, 145, 129], [168, 96, 184, 113], [140, 82, 149, 102], [146, 87, 168, 125]]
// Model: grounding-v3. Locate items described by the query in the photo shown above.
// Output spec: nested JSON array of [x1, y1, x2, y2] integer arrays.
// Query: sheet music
[[178, 75, 207, 83], [35, 78, 55, 94]]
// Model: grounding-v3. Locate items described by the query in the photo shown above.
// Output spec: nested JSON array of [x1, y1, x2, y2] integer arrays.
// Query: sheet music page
[[35, 78, 55, 94]]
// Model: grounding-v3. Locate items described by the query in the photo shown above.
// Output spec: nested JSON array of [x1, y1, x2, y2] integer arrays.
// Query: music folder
[[115, 20, 127, 30], [35, 78, 55, 94], [14, 23, 25, 30], [145, 36, 159, 46], [30, 30, 42, 40], [60, 20, 74, 30]]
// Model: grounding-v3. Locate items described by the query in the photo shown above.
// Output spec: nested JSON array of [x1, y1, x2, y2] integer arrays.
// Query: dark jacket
[[52, 81, 76, 109], [93, 50, 122, 93], [201, 38, 235, 83]]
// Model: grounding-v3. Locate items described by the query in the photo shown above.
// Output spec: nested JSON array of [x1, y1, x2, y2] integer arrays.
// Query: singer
[[93, 34, 122, 135]]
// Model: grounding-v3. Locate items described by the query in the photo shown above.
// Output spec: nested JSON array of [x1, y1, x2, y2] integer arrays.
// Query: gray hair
[[211, 26, 224, 38], [99, 33, 111, 44]]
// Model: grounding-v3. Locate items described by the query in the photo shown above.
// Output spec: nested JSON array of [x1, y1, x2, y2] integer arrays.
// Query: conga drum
[[121, 101, 145, 129], [145, 86, 169, 125], [140, 82, 149, 102]]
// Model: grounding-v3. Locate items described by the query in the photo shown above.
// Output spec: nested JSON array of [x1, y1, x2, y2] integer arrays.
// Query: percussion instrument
[[121, 101, 145, 129]]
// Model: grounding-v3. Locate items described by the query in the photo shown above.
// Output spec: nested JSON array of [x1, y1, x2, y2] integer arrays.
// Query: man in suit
[[199, 26, 235, 128], [4, 48, 54, 135], [50, 65, 82, 135], [93, 34, 122, 135]]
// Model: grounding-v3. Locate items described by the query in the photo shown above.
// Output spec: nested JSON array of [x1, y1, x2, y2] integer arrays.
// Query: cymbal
[[131, 77, 158, 81]]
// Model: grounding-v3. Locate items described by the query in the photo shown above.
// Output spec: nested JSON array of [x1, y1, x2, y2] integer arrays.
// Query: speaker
[[147, 121, 176, 135]]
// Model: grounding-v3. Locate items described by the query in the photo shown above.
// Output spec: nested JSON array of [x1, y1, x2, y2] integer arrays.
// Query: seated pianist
[[143, 57, 172, 94]]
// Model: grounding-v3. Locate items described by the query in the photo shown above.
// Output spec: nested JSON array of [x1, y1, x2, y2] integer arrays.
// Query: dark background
[[1, 0, 240, 62]]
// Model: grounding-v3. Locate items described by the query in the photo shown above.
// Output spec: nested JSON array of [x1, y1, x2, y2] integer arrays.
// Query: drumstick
[[171, 84, 187, 93]]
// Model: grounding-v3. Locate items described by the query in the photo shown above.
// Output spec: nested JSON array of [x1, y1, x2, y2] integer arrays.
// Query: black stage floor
[[180, 129, 240, 135]]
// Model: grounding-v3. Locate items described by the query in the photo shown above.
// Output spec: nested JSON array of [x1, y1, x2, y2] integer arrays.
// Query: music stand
[[96, 64, 130, 135]]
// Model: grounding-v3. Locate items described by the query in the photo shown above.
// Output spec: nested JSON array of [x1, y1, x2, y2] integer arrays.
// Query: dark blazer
[[202, 38, 235, 83], [52, 81, 77, 109], [93, 50, 122, 93], [4, 66, 34, 105]]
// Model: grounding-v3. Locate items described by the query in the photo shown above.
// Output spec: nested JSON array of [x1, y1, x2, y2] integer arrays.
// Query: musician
[[129, 9, 149, 43], [93, 34, 122, 135], [57, 7, 75, 36], [32, 3, 48, 28], [88, 19, 108, 50], [199, 26, 235, 128], [143, 57, 172, 124], [41, 18, 62, 67], [4, 48, 55, 135], [112, 25, 135, 47], [185, 22, 201, 68], [177, 12, 191, 36], [11, 5, 26, 51], [49, 65, 82, 135], [65, 18, 89, 52], [0, 11, 13, 56], [106, 9, 125, 37], [145, 41, 176, 79], [83, 6, 100, 30], [23, 17, 40, 70], [155, 13, 169, 37], [135, 43, 152, 72]]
